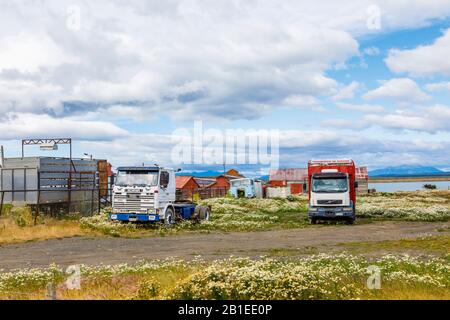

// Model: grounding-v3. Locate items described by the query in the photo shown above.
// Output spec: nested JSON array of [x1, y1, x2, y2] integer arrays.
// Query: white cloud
[[331, 81, 360, 101], [363, 46, 380, 56], [425, 81, 450, 92], [1, 1, 450, 120], [73, 128, 450, 170], [364, 113, 436, 132], [386, 28, 450, 76], [363, 104, 450, 133], [363, 78, 430, 102], [321, 119, 356, 128], [336, 102, 385, 113], [0, 113, 129, 140], [283, 95, 321, 109], [0, 79, 65, 114], [0, 32, 78, 73]]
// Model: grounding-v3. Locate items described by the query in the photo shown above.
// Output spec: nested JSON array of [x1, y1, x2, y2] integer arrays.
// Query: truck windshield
[[231, 179, 252, 187], [115, 171, 158, 187], [312, 177, 348, 193]]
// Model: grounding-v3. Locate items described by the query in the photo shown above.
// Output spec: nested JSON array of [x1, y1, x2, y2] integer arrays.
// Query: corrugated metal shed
[[0, 157, 99, 206], [269, 168, 308, 182], [356, 166, 368, 180]]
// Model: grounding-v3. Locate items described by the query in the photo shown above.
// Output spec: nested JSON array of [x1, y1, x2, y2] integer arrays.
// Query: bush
[[136, 278, 161, 299], [9, 207, 34, 227]]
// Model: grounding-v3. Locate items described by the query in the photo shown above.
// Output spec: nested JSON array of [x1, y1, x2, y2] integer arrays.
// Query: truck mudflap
[[308, 206, 355, 220], [109, 213, 161, 222]]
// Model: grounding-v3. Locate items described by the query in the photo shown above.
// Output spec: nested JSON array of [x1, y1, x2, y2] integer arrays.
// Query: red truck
[[307, 159, 358, 224]]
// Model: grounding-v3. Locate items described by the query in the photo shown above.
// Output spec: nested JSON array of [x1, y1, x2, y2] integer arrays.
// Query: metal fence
[[0, 186, 112, 221], [176, 187, 229, 201]]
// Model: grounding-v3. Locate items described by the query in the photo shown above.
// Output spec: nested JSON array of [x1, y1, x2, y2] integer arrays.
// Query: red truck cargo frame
[[307, 159, 357, 205]]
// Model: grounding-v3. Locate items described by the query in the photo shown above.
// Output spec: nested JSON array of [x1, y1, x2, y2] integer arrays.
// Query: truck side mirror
[[354, 181, 359, 188]]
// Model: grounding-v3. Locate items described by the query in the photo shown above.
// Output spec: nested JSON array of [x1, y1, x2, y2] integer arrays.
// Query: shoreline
[[369, 176, 450, 183]]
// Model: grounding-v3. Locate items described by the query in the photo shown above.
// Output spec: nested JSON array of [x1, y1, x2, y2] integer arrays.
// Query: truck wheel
[[199, 206, 210, 221], [192, 205, 201, 222], [164, 208, 175, 226], [310, 218, 317, 225], [345, 218, 355, 225]]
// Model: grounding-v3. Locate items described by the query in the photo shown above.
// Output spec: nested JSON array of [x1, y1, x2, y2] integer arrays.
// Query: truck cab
[[109, 166, 210, 225], [229, 178, 263, 198], [307, 160, 357, 224]]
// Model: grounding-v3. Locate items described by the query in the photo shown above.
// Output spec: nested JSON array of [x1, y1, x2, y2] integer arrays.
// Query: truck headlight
[[309, 207, 318, 212], [343, 207, 353, 212]]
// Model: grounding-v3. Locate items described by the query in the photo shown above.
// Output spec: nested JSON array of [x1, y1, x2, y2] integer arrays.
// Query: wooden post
[[45, 282, 57, 300], [0, 191, 4, 216]]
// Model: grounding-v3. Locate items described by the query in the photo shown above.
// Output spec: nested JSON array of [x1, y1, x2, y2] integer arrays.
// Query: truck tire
[[310, 218, 317, 224], [192, 205, 202, 221], [164, 207, 175, 226], [199, 206, 210, 221], [345, 217, 355, 225]]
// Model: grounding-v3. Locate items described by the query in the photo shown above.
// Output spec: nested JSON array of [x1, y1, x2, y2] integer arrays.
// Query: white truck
[[109, 166, 210, 225]]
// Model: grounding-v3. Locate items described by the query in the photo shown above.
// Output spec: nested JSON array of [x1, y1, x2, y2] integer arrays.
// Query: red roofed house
[[268, 168, 308, 194], [194, 175, 235, 198], [176, 176, 200, 200]]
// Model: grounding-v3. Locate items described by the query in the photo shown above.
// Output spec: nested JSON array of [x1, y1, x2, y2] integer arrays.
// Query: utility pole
[[0, 145, 4, 168]]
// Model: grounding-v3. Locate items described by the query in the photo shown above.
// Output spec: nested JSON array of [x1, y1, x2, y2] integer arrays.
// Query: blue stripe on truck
[[109, 213, 160, 222]]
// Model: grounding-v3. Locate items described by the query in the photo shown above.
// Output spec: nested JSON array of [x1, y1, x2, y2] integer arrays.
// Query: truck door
[[159, 170, 170, 208]]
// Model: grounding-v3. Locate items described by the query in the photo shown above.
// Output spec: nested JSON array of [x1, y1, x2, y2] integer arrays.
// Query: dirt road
[[0, 221, 447, 270]]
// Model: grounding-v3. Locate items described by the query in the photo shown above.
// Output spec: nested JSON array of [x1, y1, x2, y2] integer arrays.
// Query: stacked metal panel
[[0, 157, 99, 206]]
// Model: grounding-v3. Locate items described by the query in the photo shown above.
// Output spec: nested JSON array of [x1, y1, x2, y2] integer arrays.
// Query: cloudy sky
[[1, 0, 450, 175]]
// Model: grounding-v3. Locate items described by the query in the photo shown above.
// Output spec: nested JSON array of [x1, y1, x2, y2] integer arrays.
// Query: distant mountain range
[[176, 170, 225, 177], [178, 166, 449, 179], [369, 166, 447, 177]]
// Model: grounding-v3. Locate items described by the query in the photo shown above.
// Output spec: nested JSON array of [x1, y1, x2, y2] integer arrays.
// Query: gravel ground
[[0, 221, 447, 270]]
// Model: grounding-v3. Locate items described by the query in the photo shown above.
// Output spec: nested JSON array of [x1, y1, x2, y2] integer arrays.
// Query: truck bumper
[[109, 213, 161, 222], [308, 206, 355, 220]]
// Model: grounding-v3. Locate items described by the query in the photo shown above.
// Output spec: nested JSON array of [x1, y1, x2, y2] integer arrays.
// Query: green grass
[[339, 235, 450, 256]]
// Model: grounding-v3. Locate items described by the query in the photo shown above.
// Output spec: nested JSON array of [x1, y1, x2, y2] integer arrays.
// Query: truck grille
[[317, 199, 343, 205], [113, 191, 155, 213]]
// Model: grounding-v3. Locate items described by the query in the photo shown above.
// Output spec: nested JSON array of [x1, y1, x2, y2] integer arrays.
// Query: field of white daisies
[[0, 254, 448, 300]]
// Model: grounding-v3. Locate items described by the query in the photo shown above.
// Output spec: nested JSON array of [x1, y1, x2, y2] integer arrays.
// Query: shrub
[[9, 207, 34, 227], [136, 278, 161, 299]]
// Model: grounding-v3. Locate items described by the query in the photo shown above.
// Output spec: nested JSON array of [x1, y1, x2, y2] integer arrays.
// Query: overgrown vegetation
[[357, 190, 450, 221], [0, 254, 448, 300], [78, 195, 310, 237], [0, 206, 96, 245]]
